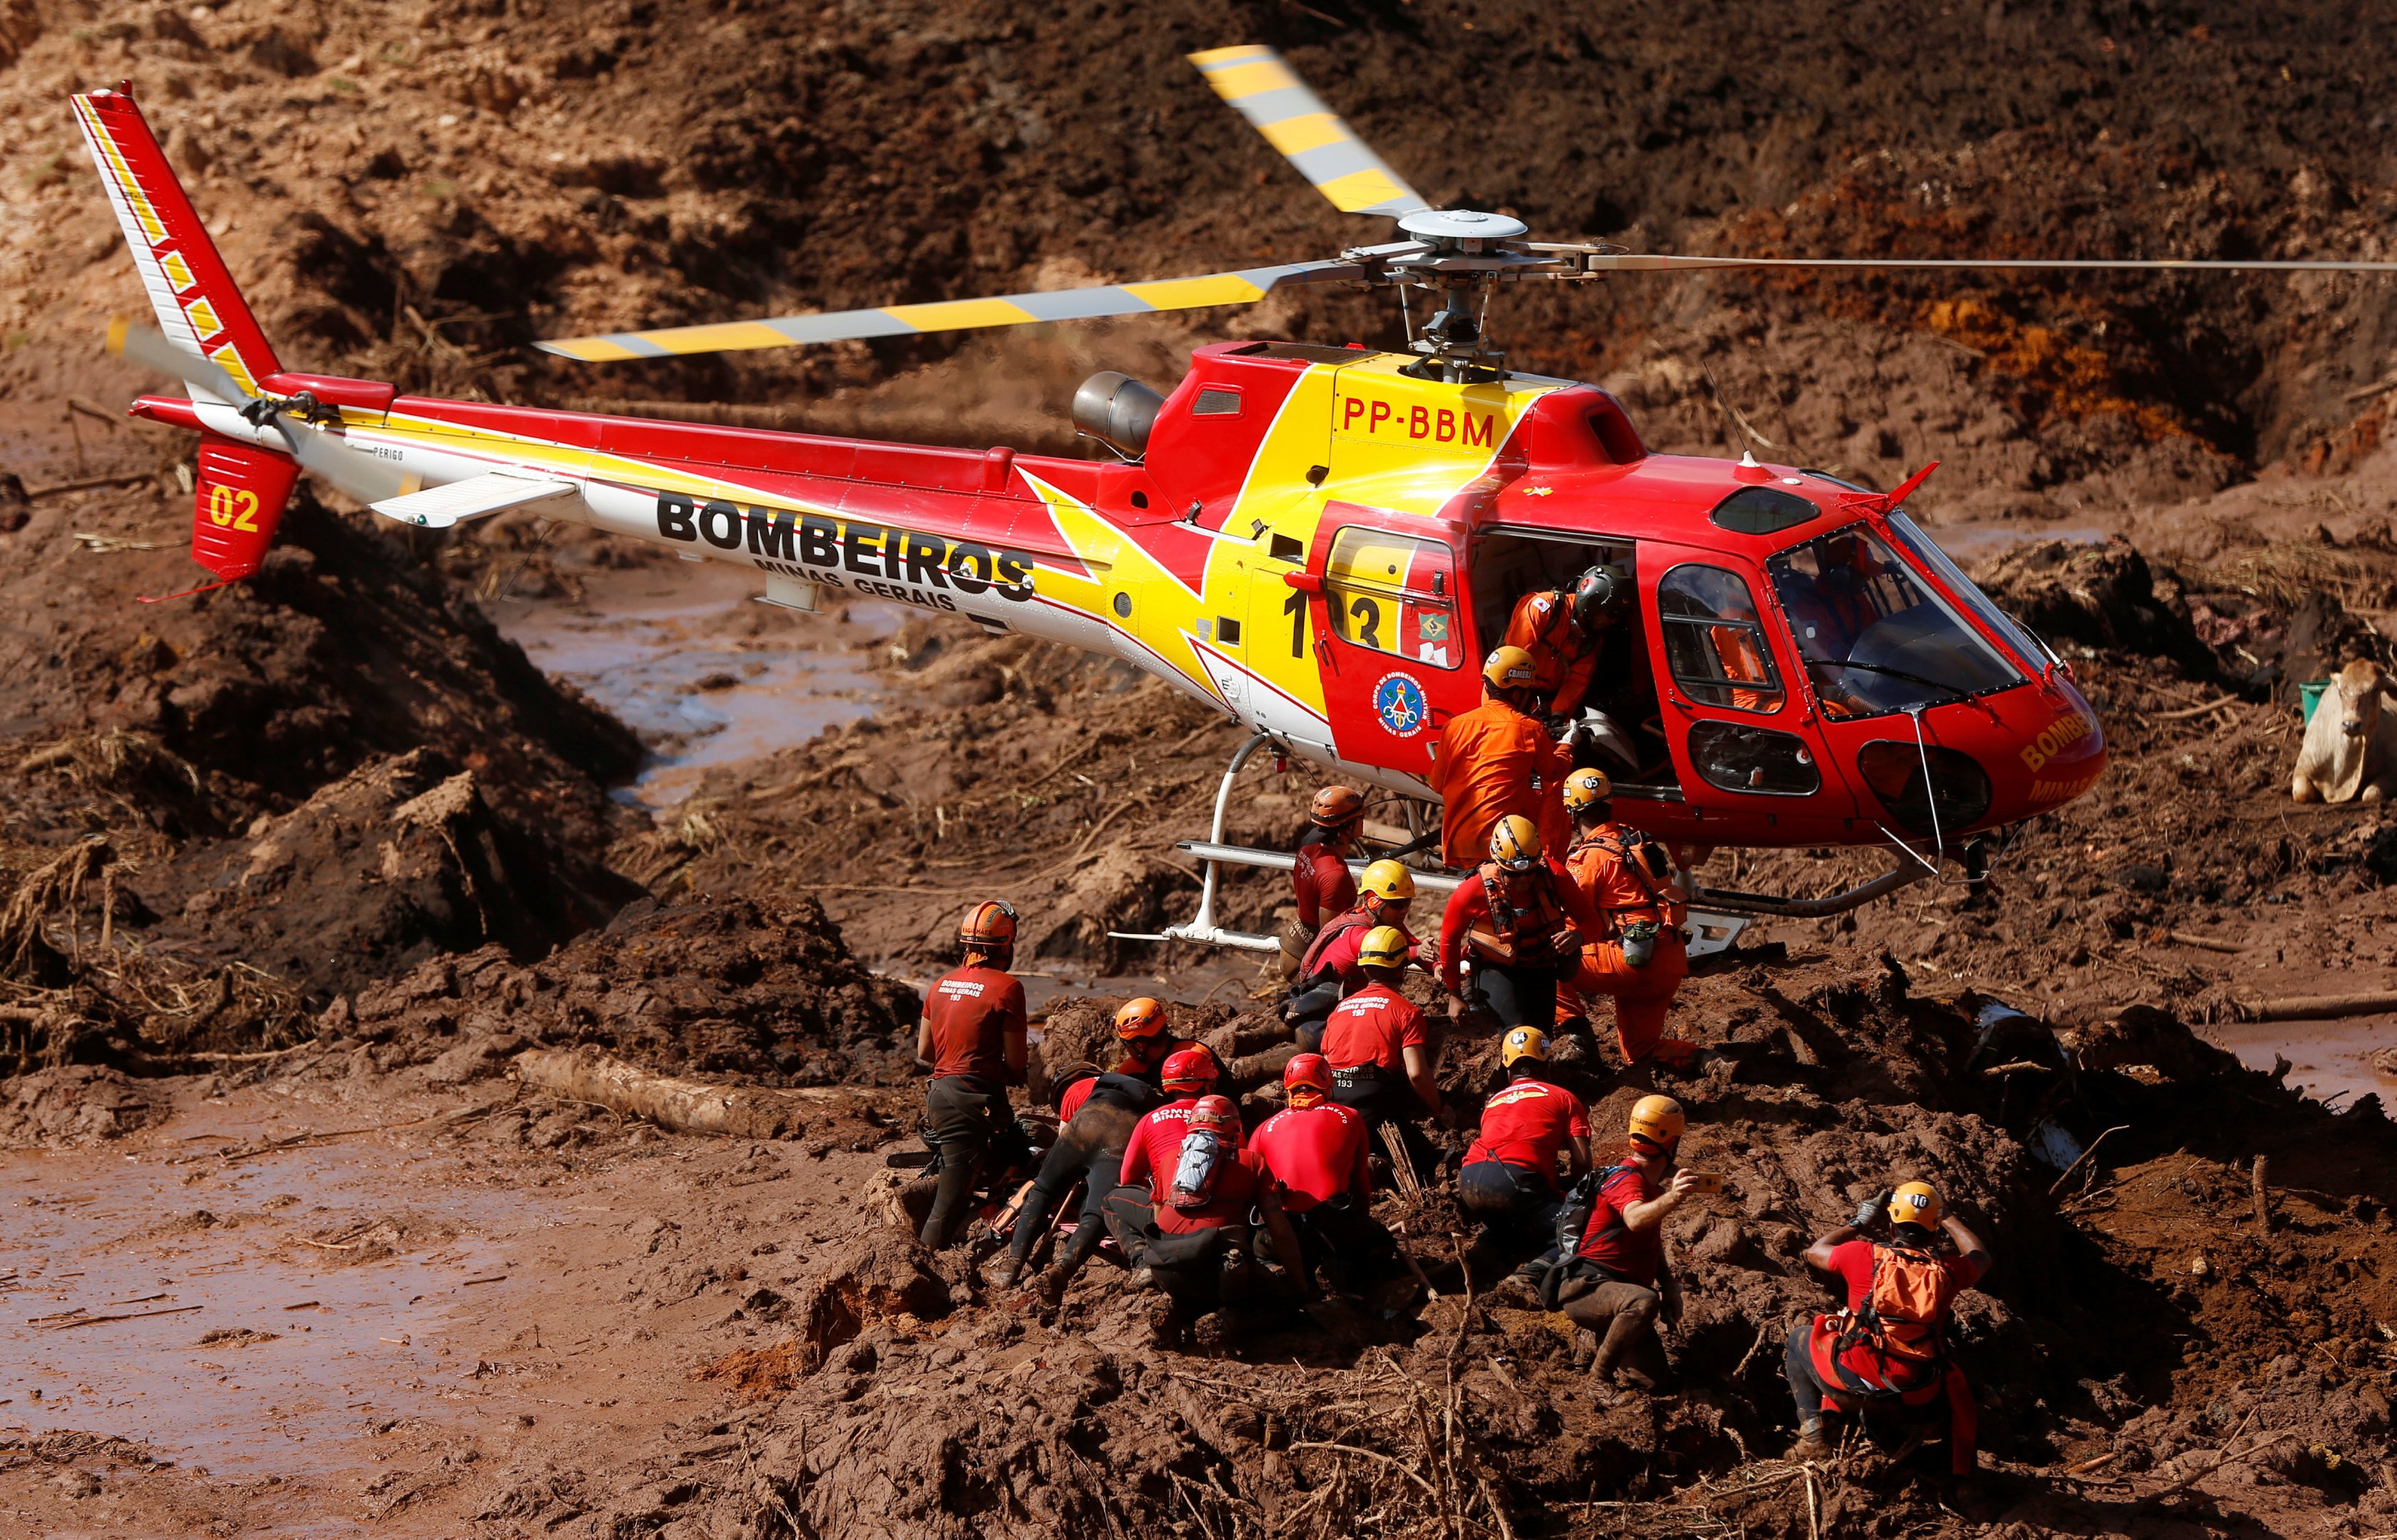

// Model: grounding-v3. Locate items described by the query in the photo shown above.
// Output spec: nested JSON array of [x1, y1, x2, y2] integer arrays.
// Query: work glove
[[1853, 1191, 1889, 1231]]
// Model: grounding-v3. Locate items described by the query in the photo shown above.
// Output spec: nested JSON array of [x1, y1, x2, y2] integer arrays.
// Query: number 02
[[207, 484, 261, 532]]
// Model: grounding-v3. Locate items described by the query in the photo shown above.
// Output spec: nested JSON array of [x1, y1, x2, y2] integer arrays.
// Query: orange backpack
[[1827, 1242, 1952, 1396]]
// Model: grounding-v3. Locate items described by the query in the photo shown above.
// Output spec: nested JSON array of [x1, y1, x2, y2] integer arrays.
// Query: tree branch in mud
[[511, 1047, 850, 1139]]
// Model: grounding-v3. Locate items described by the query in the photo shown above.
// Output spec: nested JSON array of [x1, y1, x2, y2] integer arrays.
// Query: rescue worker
[[1282, 786, 1364, 980], [1438, 815, 1601, 1034], [1547, 1095, 1699, 1406], [1112, 995, 1230, 1090], [1503, 566, 1623, 722], [1108, 1090, 1307, 1348], [1322, 925, 1441, 1176], [914, 900, 1029, 1249], [1284, 859, 1418, 1052], [993, 1005, 1166, 1295], [1251, 1053, 1401, 1300], [1555, 768, 1695, 1067], [1458, 1027, 1591, 1269], [1429, 646, 1575, 867], [1787, 1182, 1991, 1478]]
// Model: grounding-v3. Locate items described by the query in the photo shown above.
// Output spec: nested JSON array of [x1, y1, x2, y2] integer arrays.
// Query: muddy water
[[2202, 1014, 2397, 1115], [0, 1108, 523, 1486], [493, 560, 899, 811]]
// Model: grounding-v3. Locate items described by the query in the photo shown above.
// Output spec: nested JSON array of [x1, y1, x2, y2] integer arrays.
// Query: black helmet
[[1572, 565, 1625, 630]]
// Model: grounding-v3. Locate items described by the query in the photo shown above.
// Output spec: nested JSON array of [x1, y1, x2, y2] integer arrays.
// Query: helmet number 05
[[208, 483, 262, 532]]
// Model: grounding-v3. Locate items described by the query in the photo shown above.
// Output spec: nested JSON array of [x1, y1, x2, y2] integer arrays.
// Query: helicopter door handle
[[1314, 636, 1336, 673], [1285, 571, 1324, 594]]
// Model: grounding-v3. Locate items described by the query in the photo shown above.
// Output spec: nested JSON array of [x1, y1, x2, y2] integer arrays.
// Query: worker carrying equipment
[[1251, 1054, 1405, 1307], [1457, 1025, 1592, 1271], [1281, 785, 1366, 979], [1284, 858, 1419, 1052], [1554, 772, 1694, 1065], [1786, 1180, 1993, 1477], [1502, 565, 1624, 722], [1544, 1094, 1702, 1407], [914, 899, 1031, 1249], [1429, 646, 1575, 866], [1106, 1088, 1306, 1350], [1437, 816, 1601, 1032]]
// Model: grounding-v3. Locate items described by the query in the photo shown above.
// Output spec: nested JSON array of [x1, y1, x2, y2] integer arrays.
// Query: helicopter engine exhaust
[[1072, 371, 1165, 457]]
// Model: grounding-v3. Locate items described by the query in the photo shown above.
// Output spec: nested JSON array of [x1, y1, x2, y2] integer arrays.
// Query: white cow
[[2292, 659, 2397, 804]]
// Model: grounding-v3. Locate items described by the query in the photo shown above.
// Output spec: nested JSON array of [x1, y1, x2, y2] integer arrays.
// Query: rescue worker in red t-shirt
[[1550, 1095, 1702, 1405], [1787, 1181, 1992, 1475], [1553, 769, 1695, 1067], [1458, 1027, 1591, 1271], [1105, 1089, 1306, 1348], [1438, 816, 1602, 1034], [913, 900, 1030, 1248], [1281, 786, 1364, 980], [1501, 566, 1624, 722], [1285, 860, 1418, 1052], [1429, 647, 1575, 867], [994, 1002, 1170, 1295], [1251, 1054, 1404, 1302], [1322, 925, 1443, 1179]]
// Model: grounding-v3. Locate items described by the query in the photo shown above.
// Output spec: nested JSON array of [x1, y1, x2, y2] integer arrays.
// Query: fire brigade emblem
[[1373, 672, 1428, 739]]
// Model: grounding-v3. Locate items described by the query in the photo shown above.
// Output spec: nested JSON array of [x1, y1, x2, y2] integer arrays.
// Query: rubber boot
[[1588, 1308, 1653, 1408], [1791, 1418, 1832, 1460], [918, 1149, 980, 1249], [1039, 1222, 1107, 1305]]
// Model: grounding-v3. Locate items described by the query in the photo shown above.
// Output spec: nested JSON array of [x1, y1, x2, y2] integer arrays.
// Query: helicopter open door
[[1302, 504, 1478, 781]]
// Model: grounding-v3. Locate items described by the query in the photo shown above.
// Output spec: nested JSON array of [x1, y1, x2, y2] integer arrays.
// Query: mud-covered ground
[[6, 0, 2397, 1534]]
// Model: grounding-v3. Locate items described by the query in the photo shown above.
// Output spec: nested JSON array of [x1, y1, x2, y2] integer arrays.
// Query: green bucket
[[2300, 679, 2331, 724]]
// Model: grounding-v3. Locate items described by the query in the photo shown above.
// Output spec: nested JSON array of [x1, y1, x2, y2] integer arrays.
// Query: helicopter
[[67, 49, 2397, 955]]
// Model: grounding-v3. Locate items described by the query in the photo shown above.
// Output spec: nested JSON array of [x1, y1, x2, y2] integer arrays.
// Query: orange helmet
[[1563, 767, 1613, 811], [1482, 645, 1538, 692], [1309, 785, 1364, 827], [1628, 1094, 1685, 1153], [1188, 1094, 1242, 1139], [1160, 1046, 1218, 1094], [1284, 1052, 1332, 1107], [958, 898, 1018, 952], [1113, 997, 1170, 1041], [1488, 814, 1542, 871], [1888, 1181, 1943, 1231]]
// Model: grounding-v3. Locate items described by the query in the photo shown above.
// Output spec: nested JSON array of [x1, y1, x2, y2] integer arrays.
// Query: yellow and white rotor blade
[[536, 259, 1361, 362], [1555, 252, 2397, 276], [1187, 45, 1429, 218]]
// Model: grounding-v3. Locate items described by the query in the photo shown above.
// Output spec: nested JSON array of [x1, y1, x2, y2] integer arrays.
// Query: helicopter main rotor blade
[[535, 259, 1364, 362], [1187, 45, 1429, 219], [1543, 250, 2397, 275]]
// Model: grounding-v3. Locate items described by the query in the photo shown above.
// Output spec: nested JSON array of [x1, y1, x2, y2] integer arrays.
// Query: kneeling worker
[[1458, 1027, 1590, 1267], [993, 1001, 1168, 1294], [1438, 816, 1600, 1033], [1787, 1183, 1991, 1476], [1548, 1094, 1702, 1405], [1107, 1092, 1306, 1348], [1285, 860, 1418, 1052], [914, 900, 1028, 1248], [1556, 768, 1694, 1067], [1252, 1053, 1401, 1299], [1282, 786, 1364, 980]]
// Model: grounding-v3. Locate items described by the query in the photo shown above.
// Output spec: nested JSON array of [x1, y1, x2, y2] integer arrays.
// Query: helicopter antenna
[[1701, 361, 1767, 468]]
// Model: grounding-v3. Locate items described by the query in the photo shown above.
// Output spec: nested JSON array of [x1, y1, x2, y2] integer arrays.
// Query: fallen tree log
[[2233, 990, 2397, 1022], [511, 1047, 852, 1139]]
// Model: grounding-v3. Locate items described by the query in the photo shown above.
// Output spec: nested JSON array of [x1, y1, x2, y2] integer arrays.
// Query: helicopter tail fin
[[72, 83, 282, 401]]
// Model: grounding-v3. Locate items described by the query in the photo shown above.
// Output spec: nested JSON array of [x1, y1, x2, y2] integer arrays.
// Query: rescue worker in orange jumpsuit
[[1284, 860, 1417, 1052], [1282, 786, 1364, 980], [1502, 565, 1625, 722], [914, 899, 1029, 1248], [1429, 646, 1574, 867], [1437, 815, 1602, 1035], [1555, 768, 1695, 1067], [1787, 1182, 1992, 1482], [1548, 1095, 1700, 1406]]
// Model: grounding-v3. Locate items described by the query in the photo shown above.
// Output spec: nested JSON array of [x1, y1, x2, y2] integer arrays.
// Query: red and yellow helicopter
[[68, 49, 2397, 953]]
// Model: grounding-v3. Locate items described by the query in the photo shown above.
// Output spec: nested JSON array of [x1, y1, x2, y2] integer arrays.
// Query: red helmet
[[958, 898, 1018, 952], [1188, 1094, 1241, 1138], [1160, 1046, 1218, 1094], [1283, 1052, 1332, 1107], [1113, 997, 1170, 1040]]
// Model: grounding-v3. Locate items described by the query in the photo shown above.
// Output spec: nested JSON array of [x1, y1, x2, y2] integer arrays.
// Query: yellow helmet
[[1888, 1181, 1943, 1230], [1627, 1094, 1685, 1152], [1487, 814, 1542, 871], [1563, 767, 1613, 811], [1481, 645, 1538, 692], [1501, 1025, 1549, 1067], [1357, 859, 1416, 903], [1357, 925, 1411, 969]]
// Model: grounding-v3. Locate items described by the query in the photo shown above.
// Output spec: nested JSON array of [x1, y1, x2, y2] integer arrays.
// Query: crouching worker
[[1787, 1183, 1991, 1477], [915, 900, 1028, 1248], [991, 1002, 1168, 1295], [1555, 769, 1694, 1067], [1438, 816, 1599, 1034], [1104, 1092, 1306, 1349], [1545, 1095, 1701, 1406], [1284, 860, 1418, 1052], [1457, 1027, 1590, 1273], [1252, 1054, 1406, 1309], [1324, 925, 1443, 1179], [1281, 786, 1364, 980]]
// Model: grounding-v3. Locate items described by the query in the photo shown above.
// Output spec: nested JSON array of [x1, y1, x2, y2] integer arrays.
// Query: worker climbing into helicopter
[[1283, 858, 1419, 1052], [1429, 646, 1576, 866], [1280, 786, 1364, 980], [1503, 565, 1629, 722], [914, 899, 1031, 1248], [1555, 768, 1697, 1068], [1438, 815, 1601, 1034]]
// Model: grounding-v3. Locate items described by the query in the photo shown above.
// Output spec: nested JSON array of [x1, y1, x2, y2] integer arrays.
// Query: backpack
[[1532, 1164, 1632, 1310], [1825, 1241, 1953, 1397], [1169, 1129, 1228, 1212]]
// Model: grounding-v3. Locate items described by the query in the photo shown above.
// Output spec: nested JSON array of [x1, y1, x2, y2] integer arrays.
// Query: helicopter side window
[[1658, 565, 1784, 713], [1324, 527, 1461, 669], [1765, 523, 2021, 719]]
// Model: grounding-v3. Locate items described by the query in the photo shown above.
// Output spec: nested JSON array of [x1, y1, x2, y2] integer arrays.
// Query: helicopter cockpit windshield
[[1766, 523, 2023, 719]]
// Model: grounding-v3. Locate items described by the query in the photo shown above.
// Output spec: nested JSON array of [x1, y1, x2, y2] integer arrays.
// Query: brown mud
[[4, 1, 2397, 1535]]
